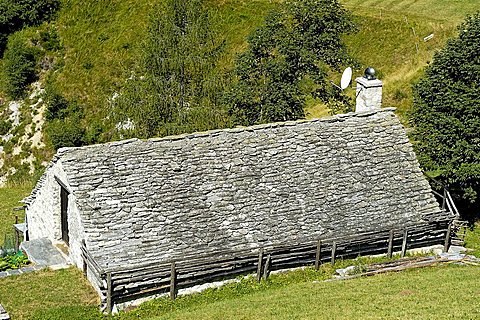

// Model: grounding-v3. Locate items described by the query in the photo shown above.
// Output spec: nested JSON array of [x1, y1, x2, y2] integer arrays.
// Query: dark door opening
[[60, 186, 69, 245]]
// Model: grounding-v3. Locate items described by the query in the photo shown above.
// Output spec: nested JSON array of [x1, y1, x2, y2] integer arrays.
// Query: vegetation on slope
[[1, 0, 479, 185], [410, 13, 480, 220]]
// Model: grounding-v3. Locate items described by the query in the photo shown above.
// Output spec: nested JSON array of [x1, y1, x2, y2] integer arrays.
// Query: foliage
[[0, 251, 29, 271], [43, 81, 86, 149], [0, 119, 11, 135], [1, 32, 39, 99], [115, 0, 230, 139], [0, 0, 60, 56], [225, 0, 356, 126], [464, 221, 480, 258], [410, 13, 480, 219]]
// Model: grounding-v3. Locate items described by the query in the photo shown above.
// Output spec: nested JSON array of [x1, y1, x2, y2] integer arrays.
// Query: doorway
[[60, 186, 69, 245]]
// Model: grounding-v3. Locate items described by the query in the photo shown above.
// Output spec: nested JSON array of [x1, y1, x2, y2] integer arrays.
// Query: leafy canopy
[[115, 0, 229, 139], [410, 12, 480, 217], [226, 0, 356, 126], [0, 0, 60, 56]]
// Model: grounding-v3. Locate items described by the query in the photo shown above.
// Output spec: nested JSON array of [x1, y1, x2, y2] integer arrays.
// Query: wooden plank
[[256, 248, 264, 282], [387, 230, 394, 258], [106, 272, 113, 314], [170, 261, 177, 300], [263, 255, 271, 280], [444, 223, 452, 252], [401, 230, 408, 258], [314, 240, 322, 271], [81, 240, 87, 276], [331, 241, 337, 265]]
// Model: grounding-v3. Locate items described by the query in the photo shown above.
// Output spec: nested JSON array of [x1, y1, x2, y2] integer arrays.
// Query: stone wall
[[25, 109, 444, 272], [23, 159, 96, 291]]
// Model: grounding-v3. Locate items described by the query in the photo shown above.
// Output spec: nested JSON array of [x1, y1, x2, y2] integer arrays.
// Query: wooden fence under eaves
[[80, 219, 453, 313]]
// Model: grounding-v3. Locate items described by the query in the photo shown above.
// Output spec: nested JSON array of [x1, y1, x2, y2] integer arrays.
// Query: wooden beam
[[263, 254, 271, 280], [315, 240, 322, 271], [331, 241, 337, 265], [401, 230, 408, 258], [81, 240, 87, 276], [387, 230, 394, 258], [170, 261, 177, 300], [444, 223, 452, 252], [106, 272, 113, 314], [256, 248, 264, 282]]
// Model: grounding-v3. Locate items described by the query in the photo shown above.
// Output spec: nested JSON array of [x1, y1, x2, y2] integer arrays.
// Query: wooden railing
[[81, 220, 452, 313], [423, 173, 460, 218]]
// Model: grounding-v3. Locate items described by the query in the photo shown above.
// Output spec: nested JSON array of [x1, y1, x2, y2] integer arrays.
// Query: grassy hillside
[[310, 0, 480, 119], [1, 0, 479, 184], [52, 0, 480, 122], [52, 0, 278, 121]]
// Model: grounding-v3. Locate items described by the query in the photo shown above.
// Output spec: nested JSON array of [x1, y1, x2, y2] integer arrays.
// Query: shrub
[[45, 116, 85, 150], [1, 33, 38, 99], [0, 119, 11, 135], [0, 251, 29, 271], [0, 0, 61, 56]]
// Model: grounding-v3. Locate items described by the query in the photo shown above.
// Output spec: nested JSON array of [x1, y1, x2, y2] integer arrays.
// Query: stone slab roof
[[28, 109, 446, 269]]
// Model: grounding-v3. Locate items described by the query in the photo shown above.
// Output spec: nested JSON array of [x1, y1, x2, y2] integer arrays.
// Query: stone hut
[[22, 108, 449, 298]]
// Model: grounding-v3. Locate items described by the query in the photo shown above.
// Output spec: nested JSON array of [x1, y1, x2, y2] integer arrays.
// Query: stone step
[[20, 238, 69, 268]]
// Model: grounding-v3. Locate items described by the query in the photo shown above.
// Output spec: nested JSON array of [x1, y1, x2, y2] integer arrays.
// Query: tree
[[1, 32, 38, 99], [115, 0, 228, 138], [0, 0, 60, 56], [225, 0, 356, 126], [410, 13, 480, 219]]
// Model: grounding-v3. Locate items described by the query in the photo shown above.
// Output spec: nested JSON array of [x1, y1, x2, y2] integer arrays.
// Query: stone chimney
[[355, 67, 383, 113]]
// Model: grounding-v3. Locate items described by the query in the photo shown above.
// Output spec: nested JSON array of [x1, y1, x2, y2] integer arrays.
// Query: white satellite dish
[[340, 67, 352, 90]]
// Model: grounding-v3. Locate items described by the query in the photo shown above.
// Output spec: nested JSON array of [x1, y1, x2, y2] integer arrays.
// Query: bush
[[410, 12, 480, 220], [1, 32, 39, 99], [0, 0, 61, 56], [45, 116, 85, 150], [0, 251, 29, 271], [0, 119, 11, 135]]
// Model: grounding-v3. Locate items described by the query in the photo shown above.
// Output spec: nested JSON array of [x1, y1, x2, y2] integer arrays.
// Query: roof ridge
[[57, 108, 396, 153]]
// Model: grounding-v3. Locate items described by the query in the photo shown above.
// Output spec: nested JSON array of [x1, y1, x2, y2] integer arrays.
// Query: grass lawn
[[0, 183, 32, 247], [0, 268, 99, 320], [120, 264, 480, 320], [0, 179, 478, 319]]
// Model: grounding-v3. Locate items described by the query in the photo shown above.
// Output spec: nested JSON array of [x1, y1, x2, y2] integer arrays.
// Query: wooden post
[[263, 254, 271, 280], [81, 240, 87, 276], [444, 223, 452, 252], [442, 189, 447, 211], [14, 215, 19, 252], [387, 230, 394, 258], [256, 248, 264, 282], [170, 261, 177, 300], [314, 240, 322, 271], [106, 272, 112, 314], [331, 242, 337, 265], [401, 230, 408, 258]]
